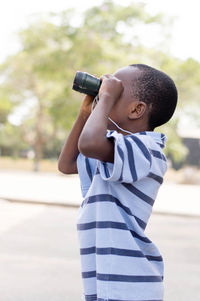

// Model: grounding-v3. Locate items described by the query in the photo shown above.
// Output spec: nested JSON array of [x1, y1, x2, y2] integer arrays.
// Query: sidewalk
[[0, 169, 200, 217]]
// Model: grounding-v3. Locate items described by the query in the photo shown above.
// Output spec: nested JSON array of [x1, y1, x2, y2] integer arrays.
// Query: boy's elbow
[[78, 134, 97, 158], [58, 161, 76, 174], [78, 133, 114, 162], [58, 161, 69, 174], [78, 137, 89, 157]]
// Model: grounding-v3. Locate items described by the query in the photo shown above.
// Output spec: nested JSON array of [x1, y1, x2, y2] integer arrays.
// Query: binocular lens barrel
[[72, 71, 101, 96]]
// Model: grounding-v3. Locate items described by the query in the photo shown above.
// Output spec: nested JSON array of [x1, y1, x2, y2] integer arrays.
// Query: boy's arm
[[78, 75, 123, 163], [58, 95, 94, 174]]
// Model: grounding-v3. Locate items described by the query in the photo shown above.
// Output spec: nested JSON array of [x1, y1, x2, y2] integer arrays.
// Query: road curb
[[1, 197, 80, 208], [2, 197, 200, 219]]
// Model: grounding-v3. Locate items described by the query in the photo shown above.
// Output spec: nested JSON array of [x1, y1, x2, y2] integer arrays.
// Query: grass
[[0, 156, 58, 173], [0, 156, 200, 184]]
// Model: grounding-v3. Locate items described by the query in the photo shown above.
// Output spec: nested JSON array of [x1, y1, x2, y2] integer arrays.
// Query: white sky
[[0, 0, 200, 63]]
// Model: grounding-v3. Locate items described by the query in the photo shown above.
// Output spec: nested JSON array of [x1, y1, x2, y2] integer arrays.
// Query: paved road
[[0, 199, 200, 301]]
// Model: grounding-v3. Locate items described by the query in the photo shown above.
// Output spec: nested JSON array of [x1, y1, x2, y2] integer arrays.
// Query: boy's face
[[107, 66, 140, 131]]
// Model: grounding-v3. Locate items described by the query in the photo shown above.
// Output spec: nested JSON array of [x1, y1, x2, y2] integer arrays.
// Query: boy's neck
[[107, 117, 152, 135], [124, 122, 152, 135], [115, 125, 153, 136]]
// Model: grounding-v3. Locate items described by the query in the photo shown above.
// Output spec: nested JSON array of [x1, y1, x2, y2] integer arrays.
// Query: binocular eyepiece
[[72, 71, 101, 97]]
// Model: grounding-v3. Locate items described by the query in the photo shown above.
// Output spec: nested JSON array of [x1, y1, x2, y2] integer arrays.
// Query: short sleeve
[[77, 153, 97, 197], [98, 131, 152, 183]]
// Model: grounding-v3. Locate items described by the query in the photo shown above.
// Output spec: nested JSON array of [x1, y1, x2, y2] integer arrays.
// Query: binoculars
[[72, 71, 101, 97]]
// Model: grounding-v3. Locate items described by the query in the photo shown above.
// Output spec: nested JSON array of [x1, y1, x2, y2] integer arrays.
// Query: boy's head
[[110, 64, 178, 132]]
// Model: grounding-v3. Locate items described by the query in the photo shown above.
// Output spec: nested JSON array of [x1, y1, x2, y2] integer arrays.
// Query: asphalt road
[[0, 199, 200, 301]]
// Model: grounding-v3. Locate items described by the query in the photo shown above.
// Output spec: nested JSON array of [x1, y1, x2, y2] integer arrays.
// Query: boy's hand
[[79, 94, 95, 118], [99, 74, 124, 104]]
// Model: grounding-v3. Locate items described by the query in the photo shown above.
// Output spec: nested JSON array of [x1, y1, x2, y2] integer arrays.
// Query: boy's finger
[[100, 74, 113, 81]]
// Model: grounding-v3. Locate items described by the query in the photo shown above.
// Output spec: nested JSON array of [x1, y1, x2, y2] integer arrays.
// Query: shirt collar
[[135, 131, 167, 149], [107, 130, 167, 149]]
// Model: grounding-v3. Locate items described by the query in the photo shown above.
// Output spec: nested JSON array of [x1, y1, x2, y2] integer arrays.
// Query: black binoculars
[[72, 71, 101, 97]]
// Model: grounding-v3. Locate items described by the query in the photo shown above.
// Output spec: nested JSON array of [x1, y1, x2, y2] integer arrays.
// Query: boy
[[58, 64, 178, 301]]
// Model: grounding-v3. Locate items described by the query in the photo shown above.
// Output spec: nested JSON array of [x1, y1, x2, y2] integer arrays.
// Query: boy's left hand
[[99, 74, 124, 104]]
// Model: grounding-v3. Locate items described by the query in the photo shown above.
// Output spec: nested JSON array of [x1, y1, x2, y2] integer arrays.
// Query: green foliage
[[0, 122, 28, 156], [0, 96, 13, 124], [0, 81, 16, 124], [157, 118, 188, 164]]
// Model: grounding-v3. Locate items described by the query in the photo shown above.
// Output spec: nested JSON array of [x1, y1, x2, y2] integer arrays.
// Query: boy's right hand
[[79, 94, 95, 118], [99, 74, 124, 104]]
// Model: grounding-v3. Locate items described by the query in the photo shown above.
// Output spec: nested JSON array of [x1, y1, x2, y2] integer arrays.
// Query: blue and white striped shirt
[[77, 130, 167, 301]]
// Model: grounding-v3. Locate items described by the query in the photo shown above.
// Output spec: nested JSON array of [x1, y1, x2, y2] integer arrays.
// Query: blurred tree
[[0, 0, 198, 170], [0, 122, 27, 157], [0, 82, 15, 124], [0, 0, 165, 170]]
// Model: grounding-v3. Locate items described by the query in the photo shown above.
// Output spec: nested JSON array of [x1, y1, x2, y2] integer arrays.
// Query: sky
[[0, 0, 200, 63]]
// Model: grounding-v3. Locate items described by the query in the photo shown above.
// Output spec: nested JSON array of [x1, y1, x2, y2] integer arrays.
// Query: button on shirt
[[77, 130, 167, 301]]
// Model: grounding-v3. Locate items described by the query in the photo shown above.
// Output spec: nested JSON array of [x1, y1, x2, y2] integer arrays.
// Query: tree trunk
[[33, 102, 45, 172]]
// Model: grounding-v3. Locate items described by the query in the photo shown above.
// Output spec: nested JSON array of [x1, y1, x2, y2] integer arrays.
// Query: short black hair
[[129, 64, 178, 130]]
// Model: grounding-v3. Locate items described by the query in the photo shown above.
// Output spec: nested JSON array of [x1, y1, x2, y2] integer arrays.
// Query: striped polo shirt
[[77, 130, 167, 301]]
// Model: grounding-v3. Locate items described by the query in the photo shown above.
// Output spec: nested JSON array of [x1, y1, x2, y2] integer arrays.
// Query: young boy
[[58, 64, 178, 301]]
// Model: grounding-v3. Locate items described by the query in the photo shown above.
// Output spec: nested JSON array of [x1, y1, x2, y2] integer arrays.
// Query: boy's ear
[[128, 101, 147, 120]]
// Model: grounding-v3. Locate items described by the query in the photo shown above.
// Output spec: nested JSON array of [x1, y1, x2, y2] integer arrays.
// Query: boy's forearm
[[58, 112, 89, 174], [78, 95, 115, 163], [58, 95, 94, 174]]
